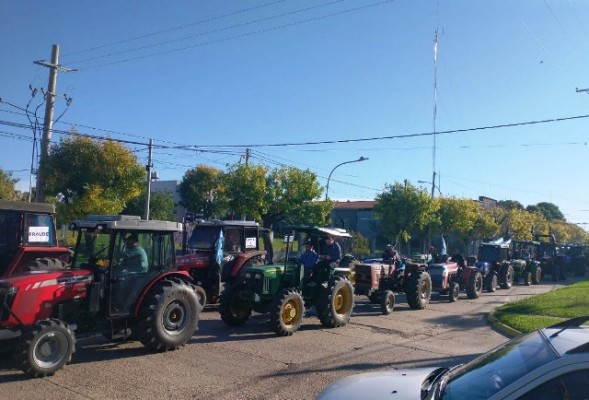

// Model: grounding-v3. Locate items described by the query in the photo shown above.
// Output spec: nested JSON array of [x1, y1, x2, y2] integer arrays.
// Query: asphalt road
[[0, 278, 579, 400]]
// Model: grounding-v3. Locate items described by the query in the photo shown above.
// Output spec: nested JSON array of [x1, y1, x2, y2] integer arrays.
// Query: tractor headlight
[[254, 273, 263, 280], [245, 272, 252, 279], [0, 282, 17, 296]]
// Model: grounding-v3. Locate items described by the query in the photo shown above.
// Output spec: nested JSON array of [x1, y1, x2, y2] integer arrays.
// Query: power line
[[76, 0, 398, 70]]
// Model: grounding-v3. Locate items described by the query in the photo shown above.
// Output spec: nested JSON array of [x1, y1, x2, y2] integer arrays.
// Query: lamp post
[[325, 156, 368, 200]]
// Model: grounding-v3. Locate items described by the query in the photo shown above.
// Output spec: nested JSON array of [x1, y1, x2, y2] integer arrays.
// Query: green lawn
[[494, 280, 589, 333]]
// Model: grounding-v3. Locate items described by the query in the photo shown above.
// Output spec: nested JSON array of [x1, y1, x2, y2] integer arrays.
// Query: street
[[0, 279, 576, 400]]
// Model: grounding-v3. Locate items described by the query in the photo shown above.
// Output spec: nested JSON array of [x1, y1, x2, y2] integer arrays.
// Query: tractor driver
[[318, 235, 342, 269], [121, 233, 148, 273]]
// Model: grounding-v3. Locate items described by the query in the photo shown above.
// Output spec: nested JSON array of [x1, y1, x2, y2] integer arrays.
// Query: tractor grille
[[244, 273, 269, 293]]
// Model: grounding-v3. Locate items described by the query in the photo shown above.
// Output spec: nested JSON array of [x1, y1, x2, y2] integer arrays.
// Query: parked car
[[316, 316, 589, 399]]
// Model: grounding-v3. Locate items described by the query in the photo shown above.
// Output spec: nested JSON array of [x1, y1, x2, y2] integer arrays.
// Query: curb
[[487, 311, 521, 338]]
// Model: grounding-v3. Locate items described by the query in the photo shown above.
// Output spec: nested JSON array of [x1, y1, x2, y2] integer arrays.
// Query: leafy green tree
[[178, 165, 227, 219], [123, 190, 176, 221], [498, 200, 524, 210], [374, 180, 437, 245], [224, 163, 268, 221], [350, 231, 370, 259], [0, 168, 19, 200], [263, 166, 330, 228], [44, 134, 145, 224], [526, 202, 565, 221], [470, 209, 500, 242]]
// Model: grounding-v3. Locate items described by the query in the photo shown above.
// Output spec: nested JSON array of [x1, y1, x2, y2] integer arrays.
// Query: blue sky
[[2, 1, 589, 227]]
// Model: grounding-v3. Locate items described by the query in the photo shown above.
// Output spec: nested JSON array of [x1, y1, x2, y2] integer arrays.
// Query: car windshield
[[440, 331, 558, 400]]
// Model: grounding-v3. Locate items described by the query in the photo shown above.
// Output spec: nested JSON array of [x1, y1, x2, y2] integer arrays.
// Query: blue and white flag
[[215, 230, 224, 265]]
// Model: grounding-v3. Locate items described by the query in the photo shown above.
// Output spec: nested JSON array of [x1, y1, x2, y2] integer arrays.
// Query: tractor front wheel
[[380, 290, 395, 315], [405, 270, 432, 310], [532, 267, 542, 285], [500, 265, 514, 289], [486, 273, 498, 292], [15, 319, 75, 378], [271, 288, 304, 336], [194, 285, 207, 309], [449, 281, 460, 302], [466, 271, 482, 299], [317, 277, 354, 328], [524, 271, 532, 286], [219, 284, 251, 326], [136, 278, 200, 352]]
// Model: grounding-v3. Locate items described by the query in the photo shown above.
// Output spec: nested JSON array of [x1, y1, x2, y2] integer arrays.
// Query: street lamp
[[325, 156, 368, 200]]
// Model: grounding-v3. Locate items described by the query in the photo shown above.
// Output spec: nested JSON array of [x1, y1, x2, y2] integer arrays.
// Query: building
[[329, 200, 380, 252]]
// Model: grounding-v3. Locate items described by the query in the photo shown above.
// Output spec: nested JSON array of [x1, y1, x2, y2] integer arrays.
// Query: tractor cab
[[0, 200, 70, 277]]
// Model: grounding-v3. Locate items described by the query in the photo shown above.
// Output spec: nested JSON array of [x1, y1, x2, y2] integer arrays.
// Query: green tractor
[[218, 227, 355, 336], [509, 239, 542, 285]]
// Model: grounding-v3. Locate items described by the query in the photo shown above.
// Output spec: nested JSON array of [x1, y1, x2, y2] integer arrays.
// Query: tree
[[123, 190, 176, 221], [497, 200, 524, 210], [224, 163, 268, 221], [434, 197, 480, 253], [349, 231, 370, 259], [44, 133, 145, 223], [0, 168, 19, 200], [262, 166, 331, 228], [526, 202, 565, 221], [374, 180, 437, 245], [178, 165, 227, 219]]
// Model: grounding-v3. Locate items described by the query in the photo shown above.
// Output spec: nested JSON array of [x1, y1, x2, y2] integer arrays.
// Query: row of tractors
[[0, 200, 586, 378]]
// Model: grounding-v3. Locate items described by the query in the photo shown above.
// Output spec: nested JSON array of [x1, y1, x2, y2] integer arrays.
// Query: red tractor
[[428, 254, 483, 301], [0, 215, 200, 378], [177, 219, 272, 306], [0, 200, 71, 276]]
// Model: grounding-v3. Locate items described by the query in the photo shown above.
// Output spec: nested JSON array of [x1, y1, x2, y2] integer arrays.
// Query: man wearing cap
[[318, 235, 342, 268], [122, 233, 148, 272]]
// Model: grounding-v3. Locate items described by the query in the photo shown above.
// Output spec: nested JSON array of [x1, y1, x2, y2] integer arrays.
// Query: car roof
[[192, 220, 259, 228]]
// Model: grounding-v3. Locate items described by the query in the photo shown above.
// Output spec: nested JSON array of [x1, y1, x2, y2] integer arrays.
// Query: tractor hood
[[316, 367, 440, 400]]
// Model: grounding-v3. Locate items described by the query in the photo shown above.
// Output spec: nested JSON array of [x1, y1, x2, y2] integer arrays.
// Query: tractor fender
[[132, 271, 193, 316]]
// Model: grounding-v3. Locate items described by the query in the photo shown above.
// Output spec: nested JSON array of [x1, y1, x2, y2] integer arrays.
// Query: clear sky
[[2, 1, 589, 228]]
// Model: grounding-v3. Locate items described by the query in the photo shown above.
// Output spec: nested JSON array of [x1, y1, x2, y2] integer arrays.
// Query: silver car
[[317, 316, 589, 399]]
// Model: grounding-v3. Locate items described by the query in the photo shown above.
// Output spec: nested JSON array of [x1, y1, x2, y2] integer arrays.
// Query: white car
[[316, 316, 589, 399]]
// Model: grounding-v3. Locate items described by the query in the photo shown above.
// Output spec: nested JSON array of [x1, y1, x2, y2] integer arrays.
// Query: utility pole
[[33, 44, 76, 202], [144, 139, 154, 220], [245, 148, 251, 166]]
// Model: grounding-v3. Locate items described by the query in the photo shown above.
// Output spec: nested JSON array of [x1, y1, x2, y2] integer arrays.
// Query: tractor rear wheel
[[136, 277, 199, 352], [500, 265, 514, 289], [271, 288, 304, 336], [380, 290, 395, 315], [24, 257, 68, 272], [317, 277, 354, 328], [405, 270, 431, 310], [15, 319, 75, 378], [532, 267, 542, 285], [466, 271, 482, 299], [219, 283, 251, 326], [449, 281, 460, 302]]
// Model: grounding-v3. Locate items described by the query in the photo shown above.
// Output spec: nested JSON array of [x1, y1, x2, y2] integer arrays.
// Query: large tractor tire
[[270, 288, 304, 336], [466, 271, 483, 299], [24, 257, 68, 272], [405, 270, 432, 310], [499, 265, 514, 289], [380, 290, 395, 315], [219, 283, 251, 327], [448, 281, 460, 302], [532, 267, 542, 285], [194, 285, 207, 309], [485, 273, 498, 292], [136, 277, 200, 352], [317, 276, 354, 328], [15, 319, 75, 378]]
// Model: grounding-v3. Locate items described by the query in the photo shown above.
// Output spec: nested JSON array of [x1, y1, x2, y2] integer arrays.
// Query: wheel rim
[[420, 279, 431, 299], [162, 300, 188, 334], [386, 294, 394, 310], [281, 299, 302, 326], [333, 286, 353, 315], [33, 330, 69, 369]]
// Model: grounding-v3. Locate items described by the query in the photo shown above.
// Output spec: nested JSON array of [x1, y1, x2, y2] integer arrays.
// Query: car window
[[516, 369, 589, 400], [441, 331, 558, 400]]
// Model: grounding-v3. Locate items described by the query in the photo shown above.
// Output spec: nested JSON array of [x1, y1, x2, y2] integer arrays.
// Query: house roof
[[333, 200, 377, 210]]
